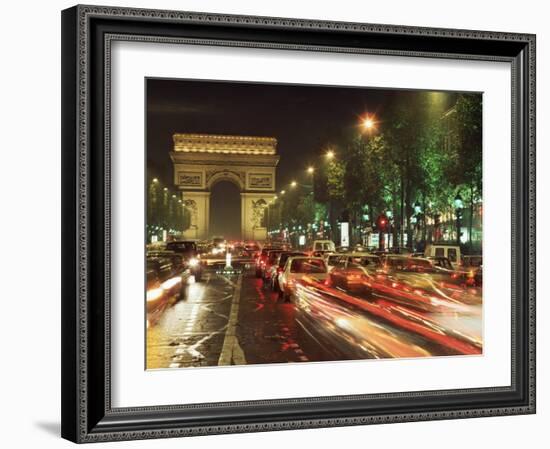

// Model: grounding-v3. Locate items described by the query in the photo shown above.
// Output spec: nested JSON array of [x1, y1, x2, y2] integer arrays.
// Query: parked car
[[146, 250, 185, 276], [278, 256, 328, 302], [165, 240, 203, 281], [146, 255, 191, 326]]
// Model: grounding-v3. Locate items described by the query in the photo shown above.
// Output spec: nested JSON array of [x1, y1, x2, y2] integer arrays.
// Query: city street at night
[[147, 261, 482, 369], [145, 78, 483, 369]]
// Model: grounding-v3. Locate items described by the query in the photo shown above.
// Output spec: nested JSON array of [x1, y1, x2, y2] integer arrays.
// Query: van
[[424, 244, 461, 269], [309, 240, 336, 256]]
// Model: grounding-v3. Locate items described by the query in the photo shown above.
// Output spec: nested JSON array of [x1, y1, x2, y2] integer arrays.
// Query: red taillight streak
[[300, 278, 481, 355]]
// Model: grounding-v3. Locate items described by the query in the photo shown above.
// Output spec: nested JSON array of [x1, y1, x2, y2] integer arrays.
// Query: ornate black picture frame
[[61, 4, 536, 443]]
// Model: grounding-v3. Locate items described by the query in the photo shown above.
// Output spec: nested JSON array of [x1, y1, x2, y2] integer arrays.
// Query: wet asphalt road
[[146, 271, 236, 369], [147, 267, 478, 369], [146, 268, 344, 369]]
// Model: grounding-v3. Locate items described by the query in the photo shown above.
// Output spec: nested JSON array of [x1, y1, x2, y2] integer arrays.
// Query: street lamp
[[280, 190, 286, 195], [307, 166, 315, 174], [325, 150, 335, 160], [290, 181, 297, 188], [454, 194, 464, 210], [454, 194, 464, 245], [362, 115, 376, 131]]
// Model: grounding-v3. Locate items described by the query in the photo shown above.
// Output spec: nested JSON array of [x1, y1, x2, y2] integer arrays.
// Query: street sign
[[340, 222, 349, 247]]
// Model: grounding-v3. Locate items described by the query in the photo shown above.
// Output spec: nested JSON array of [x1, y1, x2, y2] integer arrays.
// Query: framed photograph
[[61, 5, 536, 443]]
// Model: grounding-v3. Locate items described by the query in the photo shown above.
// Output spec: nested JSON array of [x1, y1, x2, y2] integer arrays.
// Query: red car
[[255, 246, 282, 277], [261, 249, 285, 283]]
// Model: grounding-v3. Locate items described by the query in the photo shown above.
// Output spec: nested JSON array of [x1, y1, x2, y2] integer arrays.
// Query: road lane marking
[[253, 303, 265, 312], [218, 274, 247, 366]]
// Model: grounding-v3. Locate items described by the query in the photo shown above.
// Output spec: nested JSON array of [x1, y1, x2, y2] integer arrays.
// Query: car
[[383, 255, 449, 274], [255, 246, 282, 277], [388, 246, 412, 255], [164, 240, 203, 281], [383, 255, 474, 290], [267, 251, 308, 291], [370, 250, 389, 257], [427, 256, 454, 271], [462, 255, 483, 286], [242, 242, 261, 258], [325, 253, 342, 272], [308, 239, 336, 257], [212, 236, 226, 247], [462, 255, 482, 268], [329, 253, 381, 292], [146, 250, 185, 275], [146, 255, 191, 326], [278, 256, 328, 302], [424, 243, 461, 269], [261, 249, 285, 284]]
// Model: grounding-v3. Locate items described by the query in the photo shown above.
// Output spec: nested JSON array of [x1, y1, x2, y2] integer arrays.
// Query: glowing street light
[[152, 178, 159, 183], [290, 181, 297, 188], [326, 150, 335, 160], [280, 190, 286, 195], [362, 114, 377, 131], [307, 166, 315, 174]]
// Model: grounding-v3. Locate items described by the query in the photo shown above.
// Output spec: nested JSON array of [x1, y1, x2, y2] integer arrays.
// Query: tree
[[379, 91, 456, 248], [295, 194, 316, 229], [442, 93, 482, 248], [382, 96, 427, 248]]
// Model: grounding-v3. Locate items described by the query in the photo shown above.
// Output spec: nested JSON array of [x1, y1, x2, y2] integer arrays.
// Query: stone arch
[[206, 170, 245, 192], [170, 133, 280, 241]]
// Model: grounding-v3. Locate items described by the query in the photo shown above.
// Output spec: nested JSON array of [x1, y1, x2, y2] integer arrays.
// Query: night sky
[[146, 79, 427, 185], [146, 79, 456, 238]]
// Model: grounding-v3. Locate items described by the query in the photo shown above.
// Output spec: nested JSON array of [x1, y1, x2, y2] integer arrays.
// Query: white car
[[278, 256, 328, 302]]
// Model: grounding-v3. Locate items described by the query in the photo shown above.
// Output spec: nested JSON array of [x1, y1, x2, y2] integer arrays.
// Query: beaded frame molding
[[61, 4, 536, 443]]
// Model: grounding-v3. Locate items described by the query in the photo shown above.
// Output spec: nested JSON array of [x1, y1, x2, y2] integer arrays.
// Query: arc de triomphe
[[170, 133, 280, 242]]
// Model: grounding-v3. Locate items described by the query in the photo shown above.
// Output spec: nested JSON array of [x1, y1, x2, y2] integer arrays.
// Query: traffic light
[[376, 214, 388, 231]]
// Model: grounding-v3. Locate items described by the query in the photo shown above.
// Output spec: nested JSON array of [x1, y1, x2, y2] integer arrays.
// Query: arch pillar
[[241, 193, 274, 242], [181, 191, 210, 240]]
